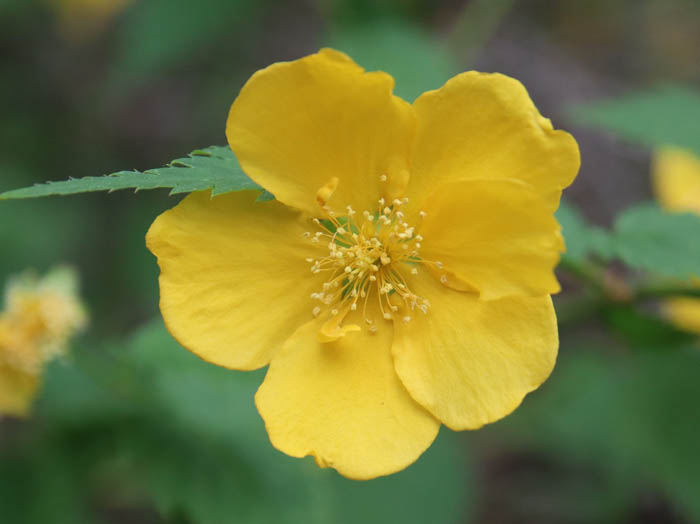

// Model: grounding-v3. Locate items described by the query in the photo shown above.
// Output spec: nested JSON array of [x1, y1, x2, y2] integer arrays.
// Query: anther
[[312, 306, 321, 317], [440, 274, 448, 284], [379, 174, 387, 182], [403, 316, 411, 323]]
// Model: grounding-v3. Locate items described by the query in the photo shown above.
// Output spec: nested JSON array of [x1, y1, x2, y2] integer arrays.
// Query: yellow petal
[[664, 298, 700, 335], [255, 307, 440, 480], [652, 147, 700, 214], [0, 363, 39, 417], [226, 48, 415, 215], [407, 72, 579, 212], [392, 274, 558, 430], [419, 178, 563, 300], [146, 190, 322, 370], [318, 304, 361, 343], [652, 148, 700, 334]]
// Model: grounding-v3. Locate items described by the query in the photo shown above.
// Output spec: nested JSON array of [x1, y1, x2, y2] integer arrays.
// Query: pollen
[[304, 192, 434, 333]]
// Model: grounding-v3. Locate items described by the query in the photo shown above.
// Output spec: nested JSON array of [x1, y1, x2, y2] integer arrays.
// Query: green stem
[[635, 284, 700, 300], [556, 260, 700, 328]]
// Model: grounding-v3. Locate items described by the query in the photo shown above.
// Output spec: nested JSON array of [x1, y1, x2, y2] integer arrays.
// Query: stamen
[[306, 195, 432, 334]]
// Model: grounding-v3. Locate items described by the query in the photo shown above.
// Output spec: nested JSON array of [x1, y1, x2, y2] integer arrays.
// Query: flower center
[[303, 196, 431, 333]]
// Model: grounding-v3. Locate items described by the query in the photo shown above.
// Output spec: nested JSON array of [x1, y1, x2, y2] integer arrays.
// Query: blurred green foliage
[[326, 20, 457, 102], [490, 346, 700, 521], [556, 201, 615, 263], [1, 320, 471, 524], [558, 199, 700, 280], [573, 86, 700, 156]]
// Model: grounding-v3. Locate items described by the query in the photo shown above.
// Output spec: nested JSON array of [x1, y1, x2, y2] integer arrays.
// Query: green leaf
[[0, 146, 261, 200], [326, 20, 458, 102], [0, 443, 91, 524], [114, 0, 261, 79], [256, 189, 275, 202], [494, 346, 700, 521], [571, 85, 700, 156], [613, 202, 700, 279], [556, 200, 614, 263]]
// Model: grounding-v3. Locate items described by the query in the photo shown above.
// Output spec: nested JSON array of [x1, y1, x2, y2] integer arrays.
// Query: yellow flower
[[147, 49, 580, 479], [652, 147, 700, 335], [0, 267, 87, 416]]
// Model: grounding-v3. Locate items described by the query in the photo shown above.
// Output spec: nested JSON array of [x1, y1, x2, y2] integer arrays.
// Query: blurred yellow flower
[[652, 147, 700, 335], [147, 49, 580, 479], [48, 0, 133, 40], [0, 267, 87, 416]]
